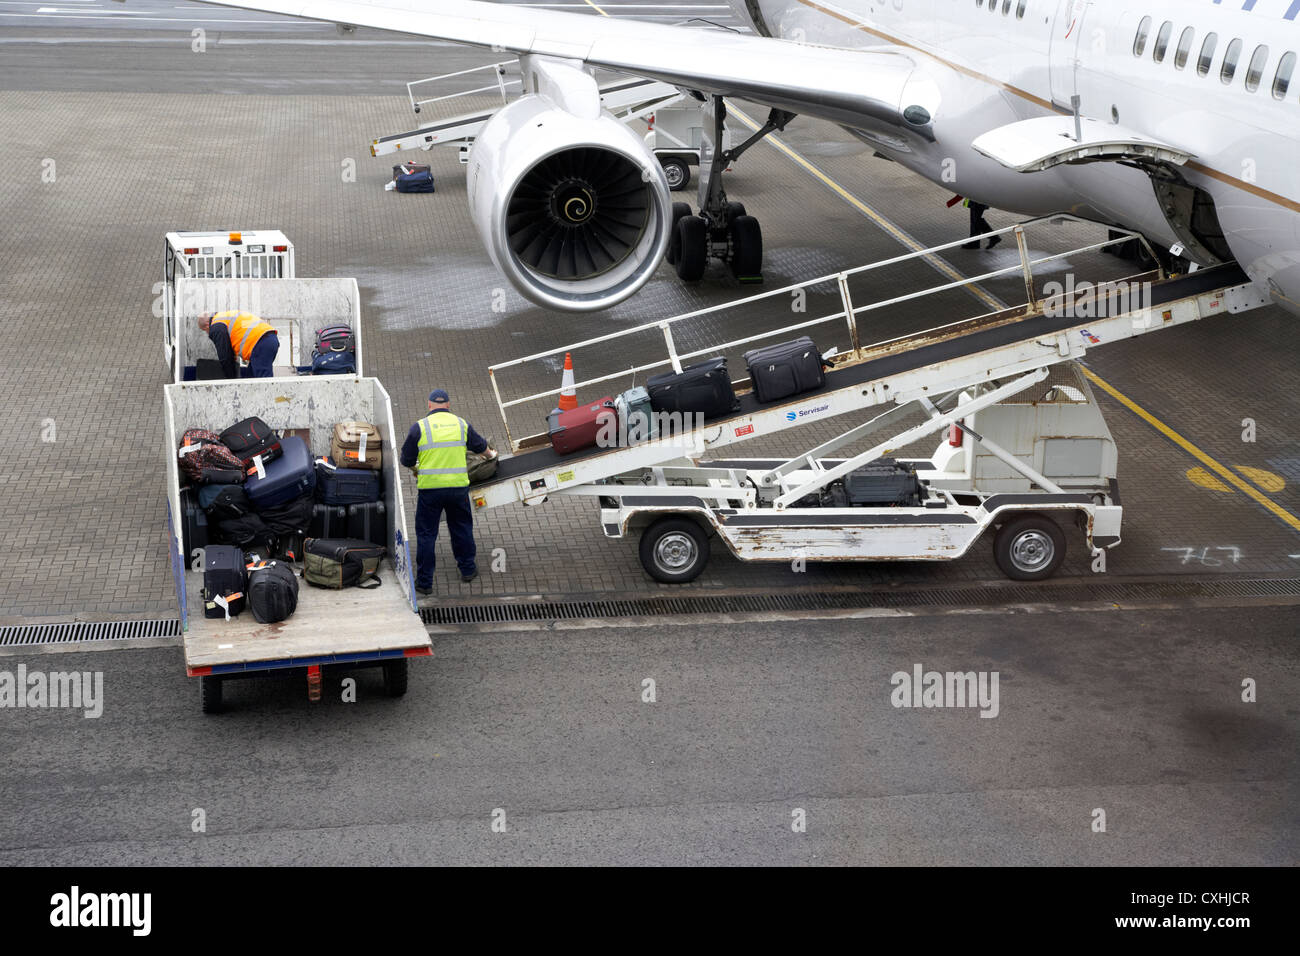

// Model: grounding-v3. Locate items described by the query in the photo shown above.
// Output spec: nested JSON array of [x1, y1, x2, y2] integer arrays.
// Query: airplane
[[191, 0, 1300, 316]]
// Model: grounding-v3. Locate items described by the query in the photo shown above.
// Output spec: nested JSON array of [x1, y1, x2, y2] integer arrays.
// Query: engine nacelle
[[468, 93, 672, 312]]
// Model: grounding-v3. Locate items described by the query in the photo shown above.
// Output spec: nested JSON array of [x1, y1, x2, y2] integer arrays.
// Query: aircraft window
[[1197, 33, 1218, 77], [1274, 51, 1295, 100], [976, 0, 983, 8], [1221, 38, 1242, 84], [1017, 0, 1027, 18], [1153, 21, 1173, 63], [1133, 16, 1152, 57], [1174, 27, 1194, 69], [1245, 45, 1268, 92], [1002, 0, 1011, 14]]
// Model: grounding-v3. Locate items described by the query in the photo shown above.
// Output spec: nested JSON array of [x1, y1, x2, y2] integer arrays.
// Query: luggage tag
[[357, 431, 367, 462], [178, 442, 203, 457], [213, 591, 242, 622], [248, 455, 267, 480]]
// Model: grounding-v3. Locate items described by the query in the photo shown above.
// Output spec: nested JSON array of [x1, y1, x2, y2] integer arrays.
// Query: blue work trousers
[[415, 486, 477, 585]]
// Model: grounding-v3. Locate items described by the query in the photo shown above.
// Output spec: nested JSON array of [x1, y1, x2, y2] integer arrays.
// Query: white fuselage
[[731, 0, 1300, 314]]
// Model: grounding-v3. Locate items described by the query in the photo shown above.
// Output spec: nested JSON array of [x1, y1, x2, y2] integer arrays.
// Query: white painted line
[[0, 12, 290, 21]]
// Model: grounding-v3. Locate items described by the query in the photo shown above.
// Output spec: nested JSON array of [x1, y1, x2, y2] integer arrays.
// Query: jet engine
[[468, 93, 672, 312]]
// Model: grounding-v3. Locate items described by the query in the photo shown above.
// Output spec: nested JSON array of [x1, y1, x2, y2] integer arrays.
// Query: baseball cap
[[429, 389, 450, 403]]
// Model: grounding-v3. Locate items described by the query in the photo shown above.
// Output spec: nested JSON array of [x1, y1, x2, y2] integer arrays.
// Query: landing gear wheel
[[661, 158, 690, 191], [666, 202, 691, 265], [383, 658, 409, 697], [640, 517, 710, 583], [674, 215, 708, 282], [200, 676, 223, 715], [725, 201, 747, 219], [994, 515, 1066, 581], [728, 214, 763, 280]]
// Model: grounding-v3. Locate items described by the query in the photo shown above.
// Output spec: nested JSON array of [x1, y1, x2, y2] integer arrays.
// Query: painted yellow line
[[1080, 367, 1300, 533], [582, 0, 610, 17], [726, 104, 1005, 314]]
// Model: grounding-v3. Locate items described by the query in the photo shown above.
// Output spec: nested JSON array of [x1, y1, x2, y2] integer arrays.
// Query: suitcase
[[614, 386, 657, 444], [309, 502, 349, 539], [198, 483, 253, 522], [843, 458, 924, 507], [178, 428, 243, 483], [346, 500, 387, 548], [315, 459, 381, 505], [244, 435, 315, 508], [393, 164, 435, 193], [220, 416, 283, 471], [548, 396, 617, 455], [314, 325, 355, 354], [646, 357, 738, 418], [245, 560, 299, 624], [330, 421, 382, 471], [180, 487, 209, 561], [202, 544, 247, 620], [743, 336, 825, 403], [257, 493, 314, 537]]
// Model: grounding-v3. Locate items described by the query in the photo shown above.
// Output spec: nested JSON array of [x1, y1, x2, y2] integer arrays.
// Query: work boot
[[461, 570, 478, 583], [415, 584, 432, 596], [987, 234, 1002, 250], [962, 241, 980, 250]]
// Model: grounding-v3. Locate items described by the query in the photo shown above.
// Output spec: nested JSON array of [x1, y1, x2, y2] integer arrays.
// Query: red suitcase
[[548, 396, 617, 455]]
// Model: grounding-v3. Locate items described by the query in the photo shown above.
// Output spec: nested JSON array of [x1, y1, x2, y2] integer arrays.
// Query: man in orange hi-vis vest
[[198, 311, 280, 378]]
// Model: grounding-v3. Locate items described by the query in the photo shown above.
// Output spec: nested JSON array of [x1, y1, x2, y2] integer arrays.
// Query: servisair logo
[[786, 404, 830, 422]]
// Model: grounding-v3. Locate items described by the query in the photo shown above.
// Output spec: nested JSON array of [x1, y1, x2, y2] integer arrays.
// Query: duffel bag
[[310, 349, 356, 375], [302, 537, 384, 590], [211, 513, 276, 557], [245, 560, 299, 624], [178, 428, 243, 483], [467, 437, 498, 483], [256, 493, 314, 537], [198, 483, 253, 522]]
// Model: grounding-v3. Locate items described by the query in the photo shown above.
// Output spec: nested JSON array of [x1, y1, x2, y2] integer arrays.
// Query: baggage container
[[743, 336, 825, 403]]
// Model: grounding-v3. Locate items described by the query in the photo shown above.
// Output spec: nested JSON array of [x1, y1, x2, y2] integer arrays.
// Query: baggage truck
[[164, 278, 426, 714]]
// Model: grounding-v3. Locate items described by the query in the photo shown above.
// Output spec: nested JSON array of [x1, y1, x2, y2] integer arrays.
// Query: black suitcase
[[646, 356, 738, 418], [220, 416, 283, 470], [744, 336, 825, 403], [202, 544, 247, 619], [843, 458, 924, 507], [346, 500, 386, 548], [246, 560, 299, 624], [315, 461, 381, 505], [180, 487, 209, 561], [309, 502, 349, 539]]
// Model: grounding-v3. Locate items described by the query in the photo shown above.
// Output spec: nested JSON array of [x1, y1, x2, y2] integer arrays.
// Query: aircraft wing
[[193, 0, 919, 130]]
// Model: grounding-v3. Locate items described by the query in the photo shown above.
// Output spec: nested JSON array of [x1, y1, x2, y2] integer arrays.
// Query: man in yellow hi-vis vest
[[198, 311, 280, 378], [399, 389, 494, 594]]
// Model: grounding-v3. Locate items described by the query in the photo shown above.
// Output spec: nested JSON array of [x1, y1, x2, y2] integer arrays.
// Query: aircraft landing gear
[[666, 97, 793, 284]]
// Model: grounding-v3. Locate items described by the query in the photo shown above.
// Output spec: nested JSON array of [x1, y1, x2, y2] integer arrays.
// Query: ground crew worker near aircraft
[[198, 311, 280, 378], [400, 388, 495, 593]]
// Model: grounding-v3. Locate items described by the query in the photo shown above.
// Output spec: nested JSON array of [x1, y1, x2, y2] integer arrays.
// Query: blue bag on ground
[[393, 163, 435, 194]]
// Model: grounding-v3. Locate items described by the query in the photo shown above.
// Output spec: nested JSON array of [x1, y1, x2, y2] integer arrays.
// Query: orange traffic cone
[[557, 352, 578, 411]]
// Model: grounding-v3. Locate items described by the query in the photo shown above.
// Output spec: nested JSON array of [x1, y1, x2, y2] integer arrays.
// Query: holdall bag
[[614, 387, 657, 444], [467, 437, 498, 483], [646, 357, 739, 418], [314, 458, 381, 505], [256, 493, 314, 537], [330, 421, 382, 471], [198, 466, 245, 486], [211, 513, 276, 557], [314, 325, 355, 354], [309, 502, 349, 539], [346, 500, 386, 549], [302, 537, 385, 590], [245, 435, 316, 508], [245, 560, 299, 624], [220, 417, 283, 472], [393, 164, 435, 193], [178, 428, 243, 483], [743, 336, 826, 403], [202, 544, 247, 620], [843, 458, 924, 507], [548, 396, 617, 455], [198, 483, 253, 522], [310, 349, 356, 375], [180, 487, 209, 559]]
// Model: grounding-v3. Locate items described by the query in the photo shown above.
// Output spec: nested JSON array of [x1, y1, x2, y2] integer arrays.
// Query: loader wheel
[[383, 658, 409, 697], [661, 158, 690, 191], [200, 676, 223, 715], [640, 517, 710, 583], [666, 202, 691, 265], [674, 215, 708, 282], [994, 515, 1065, 582]]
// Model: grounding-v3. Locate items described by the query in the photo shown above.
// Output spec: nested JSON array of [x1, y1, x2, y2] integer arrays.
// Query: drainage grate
[[420, 577, 1300, 625], [0, 618, 182, 647]]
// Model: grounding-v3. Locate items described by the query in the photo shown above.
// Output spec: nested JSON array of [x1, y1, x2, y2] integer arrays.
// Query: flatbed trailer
[[472, 217, 1268, 581], [165, 277, 426, 714]]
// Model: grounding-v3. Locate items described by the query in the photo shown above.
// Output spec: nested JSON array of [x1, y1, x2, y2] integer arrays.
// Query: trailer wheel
[[200, 676, 223, 714], [661, 158, 690, 191], [674, 215, 708, 282], [994, 515, 1065, 581], [640, 517, 710, 583], [666, 202, 691, 265], [383, 658, 409, 698]]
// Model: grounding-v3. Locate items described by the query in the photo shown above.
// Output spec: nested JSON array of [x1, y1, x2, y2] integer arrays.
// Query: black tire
[[383, 658, 409, 697], [994, 515, 1066, 581], [725, 200, 747, 219], [639, 517, 710, 583], [661, 158, 690, 191], [728, 214, 763, 280], [666, 202, 691, 265], [200, 676, 223, 715], [674, 215, 708, 282]]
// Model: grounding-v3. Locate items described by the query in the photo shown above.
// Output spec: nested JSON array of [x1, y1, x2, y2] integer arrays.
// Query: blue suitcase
[[315, 460, 381, 505], [244, 435, 316, 509]]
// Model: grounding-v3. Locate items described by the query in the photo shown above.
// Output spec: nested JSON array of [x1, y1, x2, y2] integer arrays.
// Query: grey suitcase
[[614, 386, 657, 443], [743, 336, 825, 403]]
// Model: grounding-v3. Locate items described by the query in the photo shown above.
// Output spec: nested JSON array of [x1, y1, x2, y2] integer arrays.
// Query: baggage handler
[[199, 311, 280, 378], [400, 389, 495, 593]]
